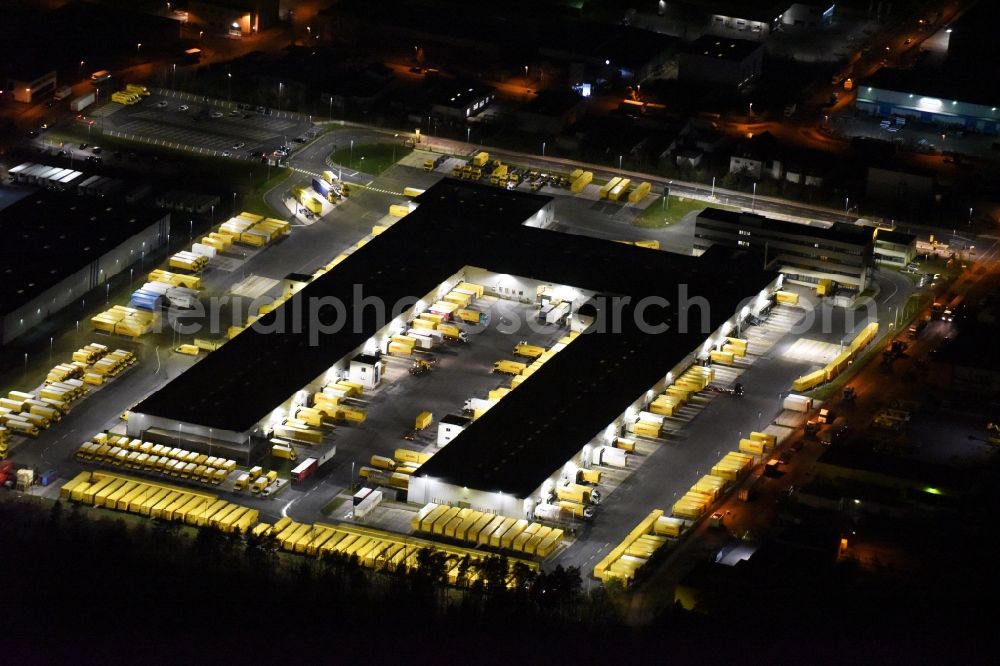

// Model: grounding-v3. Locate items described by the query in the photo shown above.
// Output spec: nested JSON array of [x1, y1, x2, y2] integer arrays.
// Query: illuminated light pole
[[751, 181, 757, 212], [227, 72, 232, 101], [618, 154, 623, 173], [748, 102, 753, 118], [466, 126, 471, 144], [968, 207, 973, 226], [542, 141, 546, 157], [845, 196, 850, 213], [79, 60, 85, 80], [711, 176, 716, 198], [136, 43, 142, 59], [278, 82, 284, 109], [350, 139, 354, 167], [393, 133, 399, 162]]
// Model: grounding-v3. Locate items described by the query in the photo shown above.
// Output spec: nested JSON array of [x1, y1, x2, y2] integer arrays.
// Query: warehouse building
[[5, 66, 57, 104], [694, 207, 873, 293], [678, 35, 764, 88], [855, 69, 1000, 134], [131, 180, 778, 516], [428, 78, 495, 121], [0, 191, 170, 344]]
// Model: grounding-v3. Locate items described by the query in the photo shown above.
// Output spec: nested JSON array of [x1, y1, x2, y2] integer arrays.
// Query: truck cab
[[234, 473, 250, 490], [251, 476, 269, 493], [247, 465, 263, 481]]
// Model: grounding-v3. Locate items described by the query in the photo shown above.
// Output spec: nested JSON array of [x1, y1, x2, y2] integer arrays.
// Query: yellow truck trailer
[[493, 360, 527, 375]]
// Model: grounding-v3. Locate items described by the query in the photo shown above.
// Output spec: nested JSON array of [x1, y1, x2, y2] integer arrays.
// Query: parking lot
[[100, 88, 315, 158]]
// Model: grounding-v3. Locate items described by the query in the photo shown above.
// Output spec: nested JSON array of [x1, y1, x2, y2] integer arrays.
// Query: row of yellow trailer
[[593, 510, 674, 586], [490, 330, 579, 393], [642, 364, 715, 434], [411, 503, 565, 558], [598, 177, 648, 203], [148, 268, 201, 290], [92, 305, 159, 338], [0, 344, 135, 438], [61, 471, 258, 533], [570, 169, 593, 193], [111, 85, 148, 106], [76, 431, 236, 485], [269, 517, 539, 583], [791, 321, 879, 392], [671, 446, 757, 521], [709, 336, 748, 366], [168, 250, 209, 273]]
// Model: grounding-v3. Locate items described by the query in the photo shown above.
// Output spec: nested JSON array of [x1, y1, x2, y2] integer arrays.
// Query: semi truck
[[291, 457, 318, 483], [70, 92, 96, 112]]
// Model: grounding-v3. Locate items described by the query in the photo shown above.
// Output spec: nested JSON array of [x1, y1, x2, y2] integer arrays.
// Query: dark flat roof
[[0, 189, 167, 316], [697, 207, 871, 247], [862, 67, 1000, 108], [134, 180, 550, 433], [682, 35, 763, 62], [136, 179, 775, 496], [427, 79, 494, 108]]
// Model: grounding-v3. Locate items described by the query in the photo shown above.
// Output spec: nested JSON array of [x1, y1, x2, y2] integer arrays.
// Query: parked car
[[210, 111, 224, 118], [154, 100, 168, 108], [177, 104, 189, 111], [231, 141, 245, 150]]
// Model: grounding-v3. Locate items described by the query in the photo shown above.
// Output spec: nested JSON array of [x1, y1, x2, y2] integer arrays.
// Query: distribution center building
[[693, 207, 873, 294], [130, 179, 778, 517], [0, 190, 170, 344]]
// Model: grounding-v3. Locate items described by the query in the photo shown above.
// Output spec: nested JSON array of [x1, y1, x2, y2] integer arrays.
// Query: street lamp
[[278, 82, 284, 109], [711, 176, 716, 198], [968, 207, 973, 226], [350, 139, 354, 167], [751, 181, 757, 212], [466, 126, 471, 144], [524, 64, 529, 78], [618, 154, 623, 173], [393, 133, 399, 162], [79, 60, 85, 79], [136, 43, 142, 58], [542, 141, 546, 157], [227, 72, 232, 101], [748, 102, 753, 118], [845, 196, 850, 213]]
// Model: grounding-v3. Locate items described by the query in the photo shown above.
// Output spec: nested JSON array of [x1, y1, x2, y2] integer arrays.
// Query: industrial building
[[130, 179, 778, 518], [5, 67, 57, 104], [0, 190, 170, 344], [694, 208, 873, 294], [697, 0, 833, 36], [427, 78, 495, 120], [678, 36, 764, 88], [186, 0, 280, 36], [855, 69, 1000, 135], [871, 228, 917, 267]]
